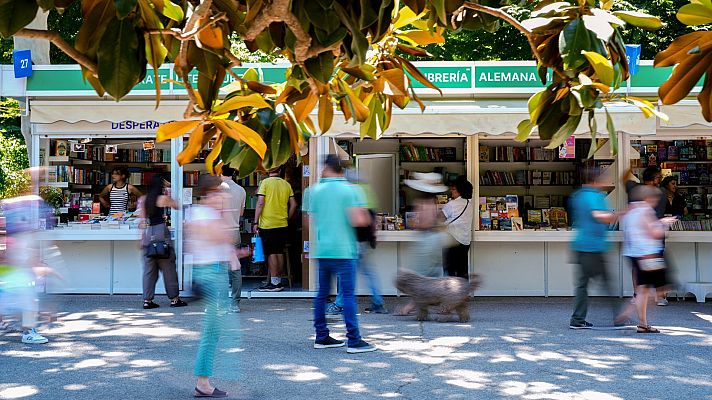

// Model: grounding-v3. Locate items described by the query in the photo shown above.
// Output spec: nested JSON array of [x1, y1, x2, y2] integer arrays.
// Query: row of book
[[669, 219, 712, 231], [184, 171, 200, 187], [479, 145, 559, 162], [659, 164, 712, 186], [67, 147, 171, 163], [399, 144, 457, 162], [636, 140, 712, 167], [48, 166, 110, 186], [237, 174, 263, 187], [480, 170, 577, 186], [478, 195, 569, 230], [126, 170, 166, 186]]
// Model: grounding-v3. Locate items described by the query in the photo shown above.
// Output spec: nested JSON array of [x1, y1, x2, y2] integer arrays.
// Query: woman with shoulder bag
[[441, 176, 474, 279], [618, 185, 675, 333], [139, 174, 186, 310]]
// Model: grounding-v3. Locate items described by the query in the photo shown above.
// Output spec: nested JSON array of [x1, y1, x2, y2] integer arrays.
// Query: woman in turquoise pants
[[187, 175, 248, 398]]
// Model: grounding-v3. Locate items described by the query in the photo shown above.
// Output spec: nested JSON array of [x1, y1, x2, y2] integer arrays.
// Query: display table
[[38, 229, 165, 295]]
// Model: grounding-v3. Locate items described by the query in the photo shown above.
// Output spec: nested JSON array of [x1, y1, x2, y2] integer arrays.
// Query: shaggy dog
[[395, 269, 481, 322]]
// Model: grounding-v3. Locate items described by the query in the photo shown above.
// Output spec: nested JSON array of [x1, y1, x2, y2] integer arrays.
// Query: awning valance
[[30, 99, 657, 136]]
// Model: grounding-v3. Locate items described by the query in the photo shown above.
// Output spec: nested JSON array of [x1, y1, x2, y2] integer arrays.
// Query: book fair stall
[[2, 60, 711, 301]]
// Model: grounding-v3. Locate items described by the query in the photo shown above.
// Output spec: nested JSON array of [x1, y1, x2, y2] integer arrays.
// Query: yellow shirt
[[257, 177, 294, 229]]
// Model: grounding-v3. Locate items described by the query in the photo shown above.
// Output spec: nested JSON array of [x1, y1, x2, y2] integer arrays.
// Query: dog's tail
[[468, 274, 482, 292]]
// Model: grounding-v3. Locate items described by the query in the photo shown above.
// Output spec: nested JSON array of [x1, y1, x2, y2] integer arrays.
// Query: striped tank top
[[109, 184, 129, 215]]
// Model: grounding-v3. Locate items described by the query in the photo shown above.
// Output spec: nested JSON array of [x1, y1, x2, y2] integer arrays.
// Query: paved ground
[[1, 295, 711, 400]]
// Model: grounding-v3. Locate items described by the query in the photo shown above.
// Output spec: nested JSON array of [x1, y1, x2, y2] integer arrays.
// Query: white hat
[[404, 172, 448, 193]]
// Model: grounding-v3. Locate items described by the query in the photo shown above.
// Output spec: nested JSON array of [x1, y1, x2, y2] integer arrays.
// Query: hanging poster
[[559, 136, 575, 159]]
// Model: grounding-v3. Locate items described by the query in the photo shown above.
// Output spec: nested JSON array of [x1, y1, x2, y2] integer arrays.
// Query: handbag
[[146, 236, 170, 259], [252, 233, 265, 263], [638, 257, 666, 271]]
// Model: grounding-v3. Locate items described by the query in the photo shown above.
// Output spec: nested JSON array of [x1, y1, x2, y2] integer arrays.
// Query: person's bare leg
[[196, 376, 213, 394], [635, 286, 649, 327], [268, 254, 284, 281]]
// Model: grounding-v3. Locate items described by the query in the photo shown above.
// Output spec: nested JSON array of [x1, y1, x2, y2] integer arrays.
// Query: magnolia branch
[[453, 2, 567, 79], [243, 0, 313, 63], [14, 28, 97, 75], [148, 13, 228, 40]]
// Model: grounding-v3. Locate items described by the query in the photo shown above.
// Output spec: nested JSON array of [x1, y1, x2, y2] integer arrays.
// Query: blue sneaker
[[326, 303, 343, 315]]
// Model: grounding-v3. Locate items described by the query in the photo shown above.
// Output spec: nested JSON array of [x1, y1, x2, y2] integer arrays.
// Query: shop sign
[[625, 44, 641, 75], [27, 66, 171, 94], [408, 64, 473, 90], [13, 49, 32, 78], [474, 64, 551, 90], [111, 121, 164, 130]]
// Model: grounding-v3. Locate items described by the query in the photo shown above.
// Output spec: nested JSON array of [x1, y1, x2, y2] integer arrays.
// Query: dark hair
[[221, 165, 236, 178], [323, 154, 343, 174], [197, 174, 222, 197], [660, 176, 677, 190], [631, 184, 660, 202], [642, 166, 661, 183], [111, 166, 130, 180], [453, 176, 473, 199], [144, 174, 165, 217]]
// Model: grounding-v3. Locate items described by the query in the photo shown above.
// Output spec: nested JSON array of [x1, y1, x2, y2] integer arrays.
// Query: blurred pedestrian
[[0, 168, 56, 344], [569, 167, 618, 330], [306, 155, 376, 353], [661, 176, 688, 217], [327, 172, 387, 315], [442, 176, 473, 279], [617, 185, 675, 333], [186, 174, 248, 398], [394, 172, 449, 317], [254, 167, 297, 292], [220, 166, 246, 313], [138, 174, 186, 310]]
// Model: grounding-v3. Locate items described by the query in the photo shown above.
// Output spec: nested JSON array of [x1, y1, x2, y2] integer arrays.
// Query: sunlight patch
[[62, 384, 87, 391], [0, 385, 38, 399], [72, 359, 107, 369], [339, 382, 369, 393], [129, 359, 167, 368]]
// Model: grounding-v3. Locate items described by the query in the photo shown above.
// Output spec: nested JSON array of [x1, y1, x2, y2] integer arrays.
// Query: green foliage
[[46, 1, 82, 64], [0, 133, 29, 199], [616, 0, 693, 60]]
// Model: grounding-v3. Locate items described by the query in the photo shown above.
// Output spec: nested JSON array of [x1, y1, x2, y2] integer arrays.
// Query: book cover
[[542, 209, 551, 224], [658, 143, 667, 162], [490, 211, 500, 230], [692, 193, 704, 210], [511, 217, 524, 231], [496, 197, 507, 211], [706, 194, 712, 210], [528, 210, 542, 224], [550, 207, 569, 227], [480, 211, 491, 230], [505, 195, 519, 218], [534, 195, 551, 209], [668, 145, 679, 161], [479, 197, 487, 212]]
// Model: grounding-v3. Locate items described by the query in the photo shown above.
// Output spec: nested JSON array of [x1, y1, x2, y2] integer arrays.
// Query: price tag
[[143, 140, 155, 150]]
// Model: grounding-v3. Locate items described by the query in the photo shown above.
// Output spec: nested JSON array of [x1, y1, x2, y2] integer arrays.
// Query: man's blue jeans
[[334, 244, 383, 308], [314, 258, 361, 347]]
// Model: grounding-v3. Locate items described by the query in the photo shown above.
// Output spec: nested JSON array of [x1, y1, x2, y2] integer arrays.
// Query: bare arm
[[128, 184, 143, 197], [254, 195, 265, 231], [157, 195, 180, 210], [592, 210, 617, 225], [348, 206, 371, 227], [646, 213, 667, 240], [288, 197, 297, 220], [187, 220, 235, 245], [99, 184, 112, 208], [621, 167, 634, 186]]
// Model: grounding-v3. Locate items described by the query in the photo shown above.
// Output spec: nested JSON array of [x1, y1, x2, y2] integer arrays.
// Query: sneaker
[[569, 321, 594, 330], [365, 304, 388, 314], [314, 336, 345, 349], [0, 321, 20, 333], [258, 283, 284, 292], [325, 303, 343, 315], [21, 328, 48, 344], [230, 305, 241, 313], [347, 340, 377, 354], [657, 298, 669, 306]]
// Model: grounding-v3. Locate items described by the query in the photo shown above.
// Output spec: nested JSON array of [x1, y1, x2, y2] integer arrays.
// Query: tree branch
[[14, 28, 97, 75], [453, 2, 567, 80]]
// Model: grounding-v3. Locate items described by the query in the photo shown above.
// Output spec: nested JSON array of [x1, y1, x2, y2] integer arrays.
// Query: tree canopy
[[1, 0, 710, 175]]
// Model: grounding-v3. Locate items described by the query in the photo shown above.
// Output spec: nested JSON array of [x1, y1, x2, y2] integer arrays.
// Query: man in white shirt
[[442, 177, 474, 278], [220, 166, 246, 313]]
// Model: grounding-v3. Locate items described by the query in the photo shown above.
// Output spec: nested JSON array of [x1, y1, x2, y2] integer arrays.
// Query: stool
[[281, 245, 293, 288], [676, 282, 712, 303]]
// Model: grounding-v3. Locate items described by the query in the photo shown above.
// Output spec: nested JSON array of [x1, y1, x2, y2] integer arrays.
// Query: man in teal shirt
[[569, 167, 618, 329], [304, 155, 376, 353]]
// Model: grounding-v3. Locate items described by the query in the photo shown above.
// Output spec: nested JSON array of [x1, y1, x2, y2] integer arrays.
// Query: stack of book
[[399, 143, 457, 162]]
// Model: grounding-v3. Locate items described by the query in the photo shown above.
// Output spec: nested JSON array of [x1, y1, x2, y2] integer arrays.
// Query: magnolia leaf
[[626, 96, 670, 121], [396, 29, 445, 46], [698, 72, 712, 122], [587, 110, 598, 158], [197, 24, 224, 49], [612, 10, 663, 30], [582, 51, 614, 86], [245, 0, 264, 25], [430, 0, 447, 25], [559, 19, 591, 70], [521, 16, 570, 32], [654, 31, 709, 67], [176, 124, 207, 166], [211, 93, 272, 116], [0, 0, 39, 38], [293, 92, 319, 123], [246, 81, 277, 95], [205, 135, 224, 175], [545, 114, 582, 149], [396, 43, 431, 57], [341, 65, 376, 81], [283, 108, 305, 154], [318, 94, 334, 133], [75, 0, 115, 53], [516, 119, 535, 142], [161, 0, 184, 21], [380, 68, 408, 96], [156, 120, 202, 142], [582, 14, 614, 42], [659, 52, 712, 105], [399, 57, 442, 94], [531, 2, 574, 18], [213, 119, 268, 158], [528, 88, 554, 124], [228, 143, 260, 178], [97, 17, 143, 100], [393, 5, 426, 29], [604, 108, 618, 155], [115, 0, 138, 18], [338, 80, 370, 122], [304, 52, 335, 84], [678, 3, 712, 26]]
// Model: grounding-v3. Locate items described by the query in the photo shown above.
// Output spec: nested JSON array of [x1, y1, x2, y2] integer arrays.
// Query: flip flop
[[637, 325, 660, 334], [194, 387, 228, 398], [392, 307, 416, 317]]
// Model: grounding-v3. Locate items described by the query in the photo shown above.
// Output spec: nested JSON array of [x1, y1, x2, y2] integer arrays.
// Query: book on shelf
[[399, 143, 457, 162], [511, 217, 524, 231]]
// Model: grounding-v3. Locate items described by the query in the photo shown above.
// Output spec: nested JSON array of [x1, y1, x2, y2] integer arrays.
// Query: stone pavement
[[1, 295, 711, 400]]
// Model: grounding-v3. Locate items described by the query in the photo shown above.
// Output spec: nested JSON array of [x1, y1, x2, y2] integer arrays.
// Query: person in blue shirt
[[569, 167, 619, 329], [304, 155, 376, 353]]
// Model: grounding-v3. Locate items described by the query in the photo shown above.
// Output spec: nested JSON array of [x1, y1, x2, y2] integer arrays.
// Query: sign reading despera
[[111, 121, 164, 130]]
